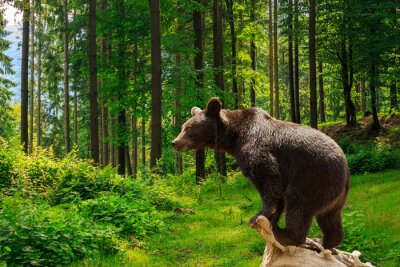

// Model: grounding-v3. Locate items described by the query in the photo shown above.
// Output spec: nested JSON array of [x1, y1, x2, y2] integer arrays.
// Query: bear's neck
[[214, 108, 260, 155]]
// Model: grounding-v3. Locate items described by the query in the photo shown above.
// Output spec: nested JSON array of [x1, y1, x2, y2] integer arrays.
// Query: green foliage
[[347, 145, 400, 174], [0, 197, 117, 266], [80, 192, 163, 238], [0, 149, 14, 191]]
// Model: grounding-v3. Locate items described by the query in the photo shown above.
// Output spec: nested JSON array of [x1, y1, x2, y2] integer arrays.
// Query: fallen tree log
[[252, 216, 373, 267]]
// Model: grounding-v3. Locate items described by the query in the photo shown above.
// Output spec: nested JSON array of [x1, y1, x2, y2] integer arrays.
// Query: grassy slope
[[75, 169, 400, 267]]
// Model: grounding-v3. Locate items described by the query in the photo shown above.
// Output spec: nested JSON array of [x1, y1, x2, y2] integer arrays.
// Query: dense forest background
[[1, 0, 400, 266], [0, 0, 399, 178]]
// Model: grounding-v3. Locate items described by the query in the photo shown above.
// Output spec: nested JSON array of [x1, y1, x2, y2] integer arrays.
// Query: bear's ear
[[205, 97, 222, 118], [191, 107, 201, 117]]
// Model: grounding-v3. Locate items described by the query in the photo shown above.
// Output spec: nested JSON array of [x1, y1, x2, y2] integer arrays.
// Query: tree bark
[[132, 114, 138, 177], [64, 0, 71, 153], [125, 143, 133, 176], [309, 0, 317, 129], [361, 79, 366, 114], [355, 82, 360, 113], [193, 1, 205, 182], [268, 0, 274, 116], [339, 38, 356, 126], [288, 0, 295, 122], [150, 0, 163, 170], [89, 0, 99, 163], [370, 63, 380, 130], [213, 0, 227, 177], [174, 54, 183, 175], [250, 0, 256, 107], [141, 118, 146, 167], [225, 0, 238, 108], [21, 0, 30, 153], [37, 2, 42, 147], [294, 0, 300, 123], [318, 62, 326, 123], [390, 81, 398, 112], [29, 2, 34, 154], [273, 0, 279, 118]]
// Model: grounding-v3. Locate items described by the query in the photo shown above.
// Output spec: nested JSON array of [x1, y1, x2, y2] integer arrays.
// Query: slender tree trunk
[[21, 0, 30, 153], [249, 0, 256, 107], [213, 0, 227, 177], [141, 118, 146, 167], [318, 62, 326, 123], [193, 1, 205, 182], [29, 2, 34, 153], [125, 143, 132, 176], [268, 0, 274, 116], [390, 81, 398, 112], [238, 0, 244, 107], [37, 3, 42, 147], [132, 114, 138, 177], [273, 0, 279, 118], [116, 0, 126, 175], [150, 0, 163, 170], [309, 0, 317, 129], [225, 0, 238, 108], [370, 63, 380, 130], [101, 0, 109, 166], [361, 79, 366, 114], [294, 0, 300, 123], [355, 82, 360, 113], [174, 54, 183, 175], [288, 0, 295, 122], [64, 0, 71, 153], [89, 0, 99, 163], [72, 10, 78, 148]]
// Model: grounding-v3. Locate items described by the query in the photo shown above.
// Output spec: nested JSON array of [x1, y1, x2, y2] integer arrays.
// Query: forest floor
[[73, 169, 400, 267], [321, 113, 400, 145]]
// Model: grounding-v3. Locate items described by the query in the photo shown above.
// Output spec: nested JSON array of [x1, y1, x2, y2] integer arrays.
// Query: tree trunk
[[339, 38, 356, 126], [250, 0, 256, 107], [132, 114, 138, 178], [116, 0, 126, 175], [72, 10, 78, 148], [21, 0, 30, 153], [89, 0, 99, 163], [64, 0, 71, 153], [268, 0, 274, 116], [390, 81, 398, 112], [213, 0, 227, 177], [37, 3, 42, 147], [29, 2, 34, 154], [361, 79, 366, 114], [288, 0, 295, 122], [370, 63, 380, 130], [150, 0, 163, 170], [309, 0, 317, 129], [174, 54, 183, 175], [193, 0, 205, 182], [141, 118, 146, 167], [318, 62, 326, 123], [294, 0, 300, 123], [355, 82, 360, 113], [125, 143, 133, 176], [273, 0, 279, 118], [225, 0, 238, 108]]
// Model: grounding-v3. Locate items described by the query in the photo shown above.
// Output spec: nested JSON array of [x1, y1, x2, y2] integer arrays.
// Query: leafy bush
[[80, 192, 163, 238], [0, 151, 14, 190], [347, 146, 400, 174], [0, 197, 117, 266]]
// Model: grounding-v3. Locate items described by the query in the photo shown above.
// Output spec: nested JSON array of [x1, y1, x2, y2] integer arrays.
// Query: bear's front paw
[[248, 214, 259, 227]]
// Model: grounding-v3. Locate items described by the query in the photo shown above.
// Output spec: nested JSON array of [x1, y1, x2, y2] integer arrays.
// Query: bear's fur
[[172, 98, 350, 249]]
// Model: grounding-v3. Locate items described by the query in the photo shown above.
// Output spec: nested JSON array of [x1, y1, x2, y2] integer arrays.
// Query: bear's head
[[172, 97, 224, 152]]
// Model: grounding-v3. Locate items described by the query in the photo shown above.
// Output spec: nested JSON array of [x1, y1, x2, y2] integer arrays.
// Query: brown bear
[[172, 97, 350, 249]]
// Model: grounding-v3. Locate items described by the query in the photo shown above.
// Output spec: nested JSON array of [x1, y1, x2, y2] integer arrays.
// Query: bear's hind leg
[[272, 199, 313, 247], [316, 206, 344, 249]]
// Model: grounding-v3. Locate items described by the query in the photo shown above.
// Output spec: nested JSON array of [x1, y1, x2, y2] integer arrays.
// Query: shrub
[[80, 192, 164, 238], [347, 146, 400, 174], [0, 197, 117, 266]]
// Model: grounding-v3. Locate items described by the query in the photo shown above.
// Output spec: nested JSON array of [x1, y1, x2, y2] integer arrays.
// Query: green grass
[[74, 169, 400, 267]]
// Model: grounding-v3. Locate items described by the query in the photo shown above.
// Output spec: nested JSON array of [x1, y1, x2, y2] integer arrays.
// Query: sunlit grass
[[73, 169, 400, 266]]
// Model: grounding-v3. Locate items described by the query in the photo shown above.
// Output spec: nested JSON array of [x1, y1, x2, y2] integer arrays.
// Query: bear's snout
[[171, 139, 178, 148]]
